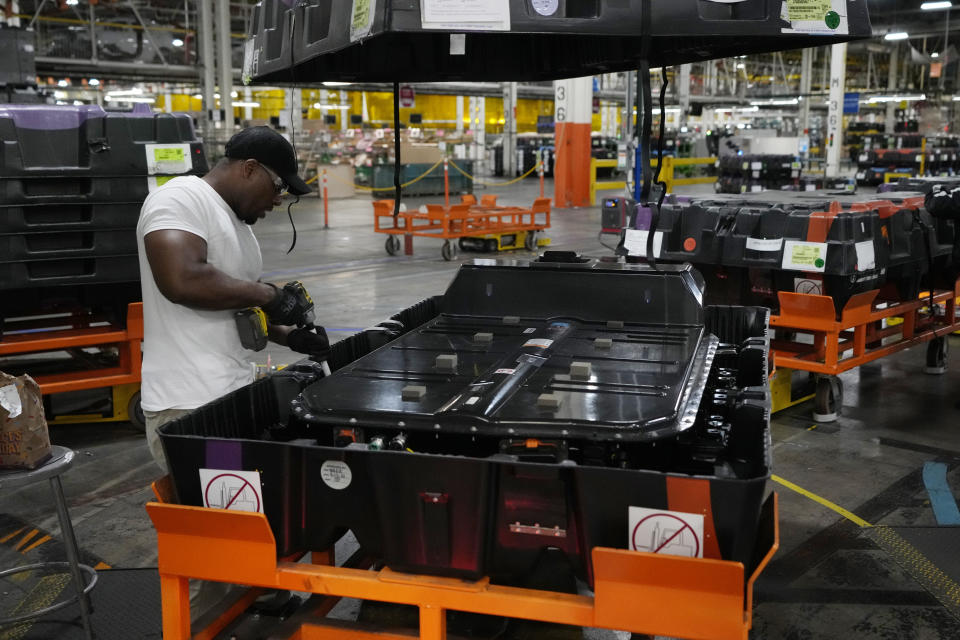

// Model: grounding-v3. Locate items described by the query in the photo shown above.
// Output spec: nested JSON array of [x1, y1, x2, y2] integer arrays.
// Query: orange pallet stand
[[147, 480, 778, 640]]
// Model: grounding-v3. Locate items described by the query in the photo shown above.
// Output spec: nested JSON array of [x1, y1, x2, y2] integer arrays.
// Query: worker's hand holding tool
[[287, 325, 330, 359], [261, 281, 315, 327]]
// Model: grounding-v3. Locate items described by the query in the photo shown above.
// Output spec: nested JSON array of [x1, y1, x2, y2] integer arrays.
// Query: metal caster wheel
[[524, 231, 537, 251], [813, 375, 842, 423], [127, 390, 145, 431], [924, 336, 949, 375], [441, 240, 457, 261], [385, 235, 401, 256]]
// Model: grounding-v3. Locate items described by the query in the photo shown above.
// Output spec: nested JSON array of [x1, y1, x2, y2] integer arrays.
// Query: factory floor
[[2, 179, 960, 640]]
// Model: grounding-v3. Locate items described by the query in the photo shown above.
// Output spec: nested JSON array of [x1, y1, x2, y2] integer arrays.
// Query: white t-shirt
[[136, 176, 262, 412]]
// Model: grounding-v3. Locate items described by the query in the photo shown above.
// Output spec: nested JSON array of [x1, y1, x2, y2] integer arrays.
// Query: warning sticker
[[745, 237, 783, 252], [523, 338, 554, 349], [794, 277, 823, 295], [199, 469, 263, 513], [320, 460, 352, 490], [782, 240, 827, 272], [782, 0, 848, 34], [145, 143, 192, 175], [628, 506, 704, 558]]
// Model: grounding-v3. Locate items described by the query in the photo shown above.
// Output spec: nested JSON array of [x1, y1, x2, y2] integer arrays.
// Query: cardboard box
[[398, 142, 442, 165], [0, 372, 51, 470]]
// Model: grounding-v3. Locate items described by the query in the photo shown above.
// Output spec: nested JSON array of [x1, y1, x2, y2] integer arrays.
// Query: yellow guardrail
[[589, 158, 626, 205], [589, 156, 718, 204], [883, 172, 913, 184]]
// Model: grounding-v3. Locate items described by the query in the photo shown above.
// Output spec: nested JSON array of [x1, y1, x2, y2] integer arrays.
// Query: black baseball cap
[[224, 126, 312, 196]]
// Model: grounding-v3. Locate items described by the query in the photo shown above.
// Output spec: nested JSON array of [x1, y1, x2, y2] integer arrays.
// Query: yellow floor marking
[[13, 529, 38, 551], [807, 425, 818, 431], [0, 527, 25, 544], [20, 535, 51, 554], [772, 474, 873, 528], [94, 561, 111, 570], [0, 573, 70, 640]]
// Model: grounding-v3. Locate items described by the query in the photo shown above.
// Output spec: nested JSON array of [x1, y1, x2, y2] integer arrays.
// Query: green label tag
[[787, 0, 831, 22], [825, 10, 840, 29], [156, 176, 174, 186], [154, 147, 185, 163], [792, 244, 823, 266]]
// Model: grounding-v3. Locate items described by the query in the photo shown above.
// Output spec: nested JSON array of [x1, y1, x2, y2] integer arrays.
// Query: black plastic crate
[[0, 254, 140, 290], [0, 282, 141, 322], [246, 0, 871, 83], [0, 175, 182, 205], [0, 105, 207, 177], [0, 202, 143, 233], [0, 229, 136, 262], [160, 259, 771, 587]]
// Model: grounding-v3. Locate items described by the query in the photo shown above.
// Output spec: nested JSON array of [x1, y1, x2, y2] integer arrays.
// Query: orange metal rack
[[373, 198, 552, 260], [0, 302, 144, 423], [769, 282, 960, 419], [147, 480, 778, 640]]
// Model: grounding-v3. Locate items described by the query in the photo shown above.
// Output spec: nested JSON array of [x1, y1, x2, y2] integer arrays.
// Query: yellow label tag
[[352, 0, 371, 32], [155, 176, 174, 186], [791, 244, 823, 266], [787, 0, 831, 22], [154, 147, 185, 163]]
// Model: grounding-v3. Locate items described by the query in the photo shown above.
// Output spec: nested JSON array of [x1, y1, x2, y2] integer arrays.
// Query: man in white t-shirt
[[137, 126, 328, 472]]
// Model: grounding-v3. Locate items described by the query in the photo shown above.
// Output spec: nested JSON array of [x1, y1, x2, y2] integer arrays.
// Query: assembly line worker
[[136, 126, 329, 472]]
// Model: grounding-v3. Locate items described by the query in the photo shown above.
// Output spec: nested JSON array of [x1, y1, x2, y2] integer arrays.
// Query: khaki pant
[[144, 407, 193, 473]]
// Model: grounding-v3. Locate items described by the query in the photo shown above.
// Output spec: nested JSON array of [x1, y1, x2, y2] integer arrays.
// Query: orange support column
[[553, 77, 594, 208]]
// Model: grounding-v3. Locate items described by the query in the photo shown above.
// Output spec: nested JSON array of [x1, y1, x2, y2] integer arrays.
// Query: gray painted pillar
[[199, 0, 216, 132], [799, 48, 813, 136], [678, 64, 691, 128], [825, 43, 847, 177], [216, 0, 233, 128], [886, 44, 899, 134], [456, 95, 465, 134], [502, 82, 518, 176]]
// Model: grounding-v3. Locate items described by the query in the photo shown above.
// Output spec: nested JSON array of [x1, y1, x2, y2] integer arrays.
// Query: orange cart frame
[[373, 198, 551, 259], [147, 481, 778, 640], [0, 302, 143, 395]]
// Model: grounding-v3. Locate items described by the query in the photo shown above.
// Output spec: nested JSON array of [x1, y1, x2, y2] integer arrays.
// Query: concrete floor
[[2, 178, 960, 639]]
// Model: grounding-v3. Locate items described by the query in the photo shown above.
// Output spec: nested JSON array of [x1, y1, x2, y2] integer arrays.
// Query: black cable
[[393, 81, 401, 219], [285, 195, 300, 253], [644, 67, 669, 268], [637, 61, 653, 203]]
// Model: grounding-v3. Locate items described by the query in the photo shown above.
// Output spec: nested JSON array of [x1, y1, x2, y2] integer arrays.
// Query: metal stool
[[0, 445, 97, 639]]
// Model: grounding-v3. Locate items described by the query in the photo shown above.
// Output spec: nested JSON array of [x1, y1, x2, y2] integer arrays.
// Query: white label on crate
[[319, 460, 353, 490], [745, 237, 783, 252], [751, 185, 764, 192], [350, 0, 376, 41], [751, 162, 762, 170], [523, 338, 553, 349], [523, 327, 536, 334], [421, 0, 510, 30], [805, 183, 817, 191], [794, 277, 823, 295], [783, 241, 827, 272], [0, 384, 22, 419], [144, 143, 192, 175], [628, 506, 704, 558], [781, 0, 849, 35], [494, 368, 516, 375], [199, 469, 263, 512], [624, 229, 663, 258], [855, 240, 876, 271], [859, 154, 868, 162], [465, 396, 480, 406]]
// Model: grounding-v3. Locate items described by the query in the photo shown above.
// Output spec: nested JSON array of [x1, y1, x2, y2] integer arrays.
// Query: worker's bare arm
[[144, 229, 275, 310]]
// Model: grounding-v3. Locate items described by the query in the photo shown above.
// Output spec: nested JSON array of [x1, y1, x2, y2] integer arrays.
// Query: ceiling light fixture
[[884, 32, 909, 41], [921, 1, 952, 10], [172, 38, 184, 47]]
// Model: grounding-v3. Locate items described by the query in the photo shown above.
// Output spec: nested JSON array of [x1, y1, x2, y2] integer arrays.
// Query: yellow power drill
[[235, 280, 315, 351]]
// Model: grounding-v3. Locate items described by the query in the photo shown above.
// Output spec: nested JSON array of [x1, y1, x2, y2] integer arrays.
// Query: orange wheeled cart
[[147, 481, 778, 640]]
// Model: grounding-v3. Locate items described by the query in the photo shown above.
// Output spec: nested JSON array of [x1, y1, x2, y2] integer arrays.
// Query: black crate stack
[[0, 104, 208, 324], [716, 154, 802, 194]]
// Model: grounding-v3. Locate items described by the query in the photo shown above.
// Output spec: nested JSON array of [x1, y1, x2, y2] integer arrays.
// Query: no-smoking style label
[[628, 506, 705, 558], [198, 468, 263, 513], [320, 460, 353, 490]]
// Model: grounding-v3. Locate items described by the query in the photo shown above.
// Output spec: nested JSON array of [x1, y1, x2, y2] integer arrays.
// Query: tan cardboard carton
[[0, 372, 52, 470]]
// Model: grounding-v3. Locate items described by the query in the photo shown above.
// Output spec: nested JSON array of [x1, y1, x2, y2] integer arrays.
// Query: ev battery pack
[[159, 257, 771, 587], [245, 0, 872, 83]]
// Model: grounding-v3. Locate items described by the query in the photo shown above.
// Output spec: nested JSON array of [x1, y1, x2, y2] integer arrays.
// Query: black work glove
[[287, 326, 330, 360], [261, 282, 309, 326]]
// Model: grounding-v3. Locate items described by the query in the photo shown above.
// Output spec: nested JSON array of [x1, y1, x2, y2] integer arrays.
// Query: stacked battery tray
[[160, 256, 771, 587], [716, 154, 802, 194], [0, 104, 208, 322], [615, 190, 957, 314]]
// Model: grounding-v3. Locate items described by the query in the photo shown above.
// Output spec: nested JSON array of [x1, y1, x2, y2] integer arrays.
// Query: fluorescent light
[[921, 1, 952, 9], [312, 103, 349, 110], [885, 32, 909, 41], [322, 81, 352, 86], [953, 96, 960, 101], [172, 38, 184, 47], [932, 52, 941, 58], [193, 93, 202, 99], [107, 88, 144, 97], [867, 94, 925, 103], [736, 63, 745, 69], [750, 98, 799, 106], [65, 0, 78, 5], [232, 101, 260, 108], [104, 96, 156, 103], [88, 78, 99, 86]]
